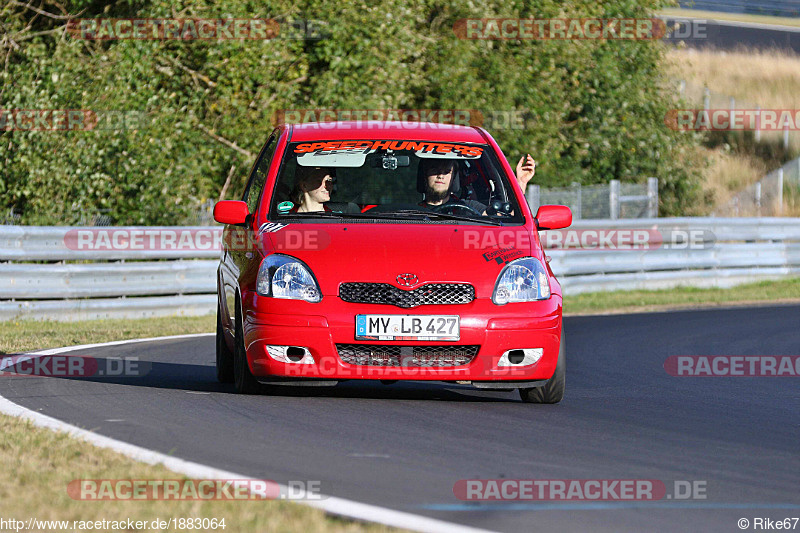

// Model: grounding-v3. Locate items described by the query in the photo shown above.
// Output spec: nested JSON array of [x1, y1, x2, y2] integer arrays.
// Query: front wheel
[[216, 307, 234, 383], [233, 314, 262, 394], [519, 326, 565, 404]]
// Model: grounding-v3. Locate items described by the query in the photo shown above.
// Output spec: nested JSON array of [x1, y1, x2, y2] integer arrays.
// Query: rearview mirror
[[214, 201, 249, 225], [535, 205, 572, 230]]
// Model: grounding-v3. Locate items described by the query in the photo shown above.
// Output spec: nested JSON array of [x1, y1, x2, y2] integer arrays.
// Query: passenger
[[515, 154, 537, 190], [290, 166, 335, 212]]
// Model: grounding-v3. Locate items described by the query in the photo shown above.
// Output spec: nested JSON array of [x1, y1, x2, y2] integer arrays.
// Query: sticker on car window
[[258, 222, 288, 234], [293, 140, 483, 158], [277, 201, 294, 213]]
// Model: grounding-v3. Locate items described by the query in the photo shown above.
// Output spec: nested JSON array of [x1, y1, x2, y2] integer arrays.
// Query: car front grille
[[339, 283, 474, 308], [336, 344, 480, 367]]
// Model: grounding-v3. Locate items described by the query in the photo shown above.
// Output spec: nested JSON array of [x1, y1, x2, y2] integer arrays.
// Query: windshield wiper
[[388, 209, 503, 226]]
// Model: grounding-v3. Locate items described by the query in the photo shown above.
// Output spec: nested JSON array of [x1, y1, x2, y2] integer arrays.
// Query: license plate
[[355, 315, 460, 341]]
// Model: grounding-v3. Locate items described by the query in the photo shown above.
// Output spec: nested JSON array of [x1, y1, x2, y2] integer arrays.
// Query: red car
[[213, 121, 572, 403]]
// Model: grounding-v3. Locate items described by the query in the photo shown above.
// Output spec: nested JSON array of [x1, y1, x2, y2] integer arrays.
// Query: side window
[[242, 134, 277, 214]]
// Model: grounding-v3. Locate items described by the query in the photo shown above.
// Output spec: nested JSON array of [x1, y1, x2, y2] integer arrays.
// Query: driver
[[418, 159, 486, 213], [418, 155, 538, 215]]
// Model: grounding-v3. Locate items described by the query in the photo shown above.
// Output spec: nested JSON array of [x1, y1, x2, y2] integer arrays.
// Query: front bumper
[[241, 292, 562, 383]]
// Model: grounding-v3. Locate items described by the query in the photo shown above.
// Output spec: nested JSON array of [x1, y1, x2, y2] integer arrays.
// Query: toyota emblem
[[396, 273, 419, 287]]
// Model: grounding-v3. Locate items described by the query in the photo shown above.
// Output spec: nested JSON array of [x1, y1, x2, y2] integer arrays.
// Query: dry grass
[[665, 47, 800, 214], [565, 277, 800, 315], [698, 146, 770, 214], [667, 48, 800, 110], [0, 315, 401, 532], [783, 187, 800, 216], [0, 414, 398, 533], [667, 48, 800, 152], [0, 315, 215, 354]]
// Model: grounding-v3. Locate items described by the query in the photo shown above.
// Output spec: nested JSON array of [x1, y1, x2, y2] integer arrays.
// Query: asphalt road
[[2, 305, 800, 532]]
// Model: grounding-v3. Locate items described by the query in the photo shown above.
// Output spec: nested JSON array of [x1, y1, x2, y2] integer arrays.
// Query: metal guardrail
[[0, 261, 217, 299], [1, 218, 799, 320], [553, 218, 800, 294], [0, 294, 217, 322], [0, 226, 220, 260]]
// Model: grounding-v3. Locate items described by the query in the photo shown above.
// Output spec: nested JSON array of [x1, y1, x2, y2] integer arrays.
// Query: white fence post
[[784, 122, 790, 151], [573, 182, 582, 220], [755, 182, 762, 216], [647, 177, 659, 218], [609, 180, 620, 220], [527, 184, 540, 212]]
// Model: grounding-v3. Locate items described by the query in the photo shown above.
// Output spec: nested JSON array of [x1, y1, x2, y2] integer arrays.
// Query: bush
[[0, 0, 699, 223]]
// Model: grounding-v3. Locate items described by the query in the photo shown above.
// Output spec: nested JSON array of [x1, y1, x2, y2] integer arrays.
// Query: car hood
[[262, 223, 539, 298]]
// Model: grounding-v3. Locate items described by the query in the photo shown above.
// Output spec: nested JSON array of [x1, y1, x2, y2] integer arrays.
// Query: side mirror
[[535, 205, 572, 230], [214, 201, 249, 225]]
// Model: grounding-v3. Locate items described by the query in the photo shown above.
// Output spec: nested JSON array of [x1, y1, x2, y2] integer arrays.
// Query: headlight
[[256, 255, 322, 302], [492, 257, 550, 304]]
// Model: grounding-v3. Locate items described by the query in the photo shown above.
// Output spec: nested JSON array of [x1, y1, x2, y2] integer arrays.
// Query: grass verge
[[564, 277, 800, 315], [0, 413, 396, 533], [0, 314, 400, 532], [0, 315, 215, 355]]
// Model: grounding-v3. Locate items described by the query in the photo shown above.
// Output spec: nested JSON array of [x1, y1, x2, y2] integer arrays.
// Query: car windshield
[[268, 139, 525, 224]]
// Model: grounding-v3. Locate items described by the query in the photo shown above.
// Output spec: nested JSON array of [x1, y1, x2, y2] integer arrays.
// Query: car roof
[[289, 121, 488, 143]]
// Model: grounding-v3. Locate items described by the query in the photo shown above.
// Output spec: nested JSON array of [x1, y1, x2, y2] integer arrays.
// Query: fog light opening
[[286, 346, 306, 362], [265, 345, 315, 365], [497, 348, 543, 368], [508, 350, 525, 365]]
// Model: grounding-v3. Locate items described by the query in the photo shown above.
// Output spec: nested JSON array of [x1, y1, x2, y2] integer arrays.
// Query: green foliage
[[1, 0, 699, 224]]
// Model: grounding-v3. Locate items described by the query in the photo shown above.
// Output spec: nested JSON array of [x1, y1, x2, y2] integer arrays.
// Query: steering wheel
[[431, 202, 482, 216]]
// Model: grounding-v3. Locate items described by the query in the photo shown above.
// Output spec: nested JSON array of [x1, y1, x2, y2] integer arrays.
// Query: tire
[[216, 307, 234, 383], [233, 313, 262, 394], [519, 326, 565, 404]]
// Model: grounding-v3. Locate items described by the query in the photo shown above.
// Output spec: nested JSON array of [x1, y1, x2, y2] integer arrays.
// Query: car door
[[220, 131, 278, 331]]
